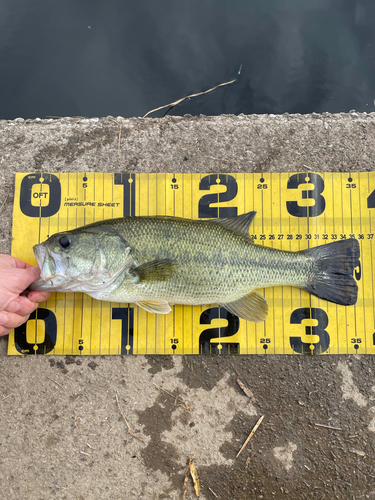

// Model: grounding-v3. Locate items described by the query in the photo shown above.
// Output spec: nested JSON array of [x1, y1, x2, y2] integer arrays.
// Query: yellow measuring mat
[[8, 172, 375, 356]]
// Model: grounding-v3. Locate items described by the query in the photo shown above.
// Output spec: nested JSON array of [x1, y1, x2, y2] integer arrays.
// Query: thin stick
[[115, 394, 145, 443], [45, 375, 67, 392], [183, 461, 191, 500], [1, 393, 13, 401], [118, 127, 122, 156], [350, 448, 365, 457], [236, 379, 256, 404], [189, 458, 200, 497], [0, 196, 8, 212], [351, 150, 364, 170], [153, 383, 192, 410], [314, 423, 342, 431], [208, 487, 218, 498], [244, 453, 255, 470], [236, 415, 264, 458], [143, 78, 237, 118]]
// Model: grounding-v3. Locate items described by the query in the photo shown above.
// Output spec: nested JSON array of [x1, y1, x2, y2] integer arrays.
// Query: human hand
[[0, 255, 51, 336]]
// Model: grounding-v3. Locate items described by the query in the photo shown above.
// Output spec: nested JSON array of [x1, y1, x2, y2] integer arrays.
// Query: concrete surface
[[1, 112, 375, 500]]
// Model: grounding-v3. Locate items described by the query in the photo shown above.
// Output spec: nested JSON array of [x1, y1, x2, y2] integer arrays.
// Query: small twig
[[80, 451, 89, 456], [45, 375, 67, 393], [350, 150, 364, 170], [349, 449, 365, 457], [183, 461, 191, 500], [107, 116, 123, 156], [314, 423, 342, 431], [153, 383, 192, 411], [1, 393, 13, 401], [236, 379, 257, 404], [236, 415, 264, 458], [189, 458, 200, 497], [143, 77, 237, 118], [152, 383, 185, 402], [117, 127, 122, 156], [115, 394, 145, 443], [244, 452, 255, 470], [73, 415, 82, 428], [183, 459, 200, 498], [208, 487, 218, 498], [230, 362, 239, 376], [0, 196, 8, 212]]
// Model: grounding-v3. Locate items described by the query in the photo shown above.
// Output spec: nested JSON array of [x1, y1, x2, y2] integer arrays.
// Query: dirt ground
[[1, 113, 375, 499]]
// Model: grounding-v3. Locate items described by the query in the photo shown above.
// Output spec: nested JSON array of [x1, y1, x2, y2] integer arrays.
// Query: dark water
[[1, 0, 375, 119]]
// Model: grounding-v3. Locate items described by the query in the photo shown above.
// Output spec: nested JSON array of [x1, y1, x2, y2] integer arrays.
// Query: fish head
[[30, 227, 132, 292]]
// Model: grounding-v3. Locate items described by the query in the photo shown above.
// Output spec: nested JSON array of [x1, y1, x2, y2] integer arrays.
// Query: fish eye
[[59, 236, 71, 249]]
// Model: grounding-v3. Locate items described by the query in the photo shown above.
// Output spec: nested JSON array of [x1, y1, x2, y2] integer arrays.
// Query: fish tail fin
[[301, 239, 360, 305]]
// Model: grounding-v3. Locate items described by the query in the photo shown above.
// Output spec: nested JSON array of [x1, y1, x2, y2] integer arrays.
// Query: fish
[[29, 212, 360, 323]]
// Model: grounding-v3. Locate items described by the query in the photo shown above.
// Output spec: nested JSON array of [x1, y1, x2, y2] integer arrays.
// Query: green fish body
[[30, 212, 360, 322]]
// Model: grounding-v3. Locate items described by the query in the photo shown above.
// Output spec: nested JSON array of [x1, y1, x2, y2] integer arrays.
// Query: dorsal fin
[[210, 211, 256, 239]]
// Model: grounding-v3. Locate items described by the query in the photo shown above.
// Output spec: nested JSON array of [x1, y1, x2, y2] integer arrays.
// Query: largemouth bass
[[30, 212, 360, 322]]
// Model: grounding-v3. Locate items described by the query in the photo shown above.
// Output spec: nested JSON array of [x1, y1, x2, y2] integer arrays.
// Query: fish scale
[[103, 216, 310, 303]]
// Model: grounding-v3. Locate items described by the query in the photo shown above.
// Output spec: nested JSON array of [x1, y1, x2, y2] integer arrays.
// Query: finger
[[25, 266, 42, 282], [4, 267, 42, 295], [0, 325, 12, 337], [11, 256, 35, 270], [15, 266, 42, 291], [27, 291, 51, 303], [5, 296, 41, 317], [0, 311, 30, 335]]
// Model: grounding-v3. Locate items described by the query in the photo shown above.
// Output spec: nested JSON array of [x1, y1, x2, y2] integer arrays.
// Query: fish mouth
[[30, 244, 69, 290], [33, 244, 47, 276]]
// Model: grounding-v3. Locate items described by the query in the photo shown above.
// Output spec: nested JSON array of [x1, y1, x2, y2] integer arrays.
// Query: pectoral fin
[[136, 299, 172, 314], [220, 291, 268, 323], [131, 259, 177, 283]]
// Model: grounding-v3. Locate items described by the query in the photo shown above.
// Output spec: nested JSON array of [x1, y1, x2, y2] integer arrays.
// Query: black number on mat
[[112, 307, 134, 354], [289, 307, 330, 354], [198, 174, 238, 218], [199, 307, 240, 354], [14, 309, 57, 355], [286, 173, 325, 217], [114, 173, 135, 217]]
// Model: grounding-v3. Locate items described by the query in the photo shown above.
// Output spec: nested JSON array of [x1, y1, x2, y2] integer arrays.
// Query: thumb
[[20, 266, 42, 288]]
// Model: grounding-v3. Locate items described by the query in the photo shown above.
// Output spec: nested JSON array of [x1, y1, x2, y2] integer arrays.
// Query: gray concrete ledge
[[0, 113, 375, 500]]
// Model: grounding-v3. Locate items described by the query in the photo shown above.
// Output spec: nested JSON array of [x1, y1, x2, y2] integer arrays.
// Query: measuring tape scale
[[8, 172, 375, 356]]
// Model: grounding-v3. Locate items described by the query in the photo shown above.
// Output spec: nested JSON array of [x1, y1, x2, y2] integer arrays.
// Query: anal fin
[[220, 291, 268, 323], [136, 299, 172, 314]]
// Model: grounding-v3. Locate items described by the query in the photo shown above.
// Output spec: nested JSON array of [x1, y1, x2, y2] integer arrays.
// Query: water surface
[[1, 0, 374, 119]]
